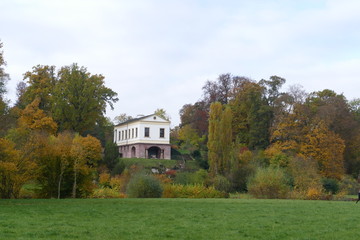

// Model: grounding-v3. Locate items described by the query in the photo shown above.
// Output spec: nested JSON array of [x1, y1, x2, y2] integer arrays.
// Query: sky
[[1, 0, 360, 126]]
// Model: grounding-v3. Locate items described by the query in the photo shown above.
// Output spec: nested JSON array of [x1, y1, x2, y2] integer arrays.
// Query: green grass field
[[1, 198, 359, 239]]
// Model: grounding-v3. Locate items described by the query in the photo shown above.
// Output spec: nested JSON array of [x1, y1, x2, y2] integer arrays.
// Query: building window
[[145, 127, 150, 137], [136, 128, 138, 138], [125, 130, 127, 140], [122, 130, 124, 140], [118, 130, 120, 141], [132, 128, 134, 138], [160, 128, 165, 138]]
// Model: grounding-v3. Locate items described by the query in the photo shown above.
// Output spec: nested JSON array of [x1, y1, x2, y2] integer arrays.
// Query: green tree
[[0, 40, 9, 98], [154, 108, 170, 121], [208, 103, 233, 176], [53, 63, 118, 135], [113, 113, 133, 125], [230, 81, 271, 149], [0, 40, 14, 137], [103, 140, 119, 171], [178, 124, 206, 155], [208, 102, 223, 176], [218, 106, 233, 175]]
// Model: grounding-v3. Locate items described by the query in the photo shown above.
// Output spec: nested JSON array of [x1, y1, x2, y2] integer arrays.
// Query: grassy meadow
[[1, 198, 360, 239]]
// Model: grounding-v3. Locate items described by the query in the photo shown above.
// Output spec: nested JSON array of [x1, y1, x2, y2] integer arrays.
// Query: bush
[[174, 172, 195, 185], [322, 178, 339, 194], [339, 175, 360, 195], [91, 187, 126, 198], [162, 184, 228, 198], [247, 167, 290, 199], [174, 170, 209, 186], [192, 169, 209, 185], [99, 173, 111, 187], [111, 159, 126, 176], [213, 175, 232, 193], [126, 174, 163, 198], [306, 187, 322, 200]]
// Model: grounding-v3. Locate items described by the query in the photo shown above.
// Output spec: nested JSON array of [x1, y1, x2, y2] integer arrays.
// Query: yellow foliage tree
[[0, 138, 36, 198], [18, 97, 57, 134], [299, 121, 345, 180], [71, 134, 102, 198]]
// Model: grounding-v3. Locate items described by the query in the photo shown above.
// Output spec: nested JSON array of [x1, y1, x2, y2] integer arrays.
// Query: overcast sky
[[1, 0, 360, 126]]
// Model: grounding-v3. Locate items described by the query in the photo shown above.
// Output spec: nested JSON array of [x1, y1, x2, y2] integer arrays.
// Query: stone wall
[[119, 143, 171, 160]]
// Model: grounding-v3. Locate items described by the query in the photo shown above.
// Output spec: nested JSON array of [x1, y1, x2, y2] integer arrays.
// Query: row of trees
[[174, 73, 360, 193], [0, 41, 119, 198]]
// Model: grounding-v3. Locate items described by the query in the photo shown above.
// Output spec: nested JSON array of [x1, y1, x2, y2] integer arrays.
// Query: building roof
[[114, 114, 170, 127]]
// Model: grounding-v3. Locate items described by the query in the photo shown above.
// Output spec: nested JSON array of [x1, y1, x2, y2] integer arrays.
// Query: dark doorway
[[131, 146, 136, 158], [148, 146, 161, 159]]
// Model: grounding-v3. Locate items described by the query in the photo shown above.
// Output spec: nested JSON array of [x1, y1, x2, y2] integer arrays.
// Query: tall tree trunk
[[72, 160, 77, 198], [57, 173, 63, 199]]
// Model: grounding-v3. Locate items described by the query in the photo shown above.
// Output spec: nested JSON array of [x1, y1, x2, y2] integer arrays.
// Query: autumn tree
[[0, 138, 36, 198], [71, 134, 102, 198], [22, 65, 56, 112], [299, 121, 345, 180], [179, 102, 208, 135], [50, 132, 74, 199]]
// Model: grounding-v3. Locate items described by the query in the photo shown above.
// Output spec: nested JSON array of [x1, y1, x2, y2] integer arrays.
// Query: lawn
[[1, 198, 359, 239]]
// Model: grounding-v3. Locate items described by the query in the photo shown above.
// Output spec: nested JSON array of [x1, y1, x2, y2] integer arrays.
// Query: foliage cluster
[[126, 174, 163, 198], [162, 184, 228, 198]]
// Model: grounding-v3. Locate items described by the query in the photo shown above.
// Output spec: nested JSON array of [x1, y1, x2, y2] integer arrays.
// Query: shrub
[[111, 159, 126, 176], [339, 175, 360, 195], [154, 174, 173, 185], [162, 184, 228, 198], [126, 174, 163, 198], [213, 175, 232, 193], [192, 169, 209, 185], [91, 187, 126, 198], [306, 187, 322, 200], [247, 167, 290, 199], [109, 175, 124, 191], [288, 156, 322, 192], [99, 173, 111, 187], [174, 172, 194, 185], [322, 178, 339, 194]]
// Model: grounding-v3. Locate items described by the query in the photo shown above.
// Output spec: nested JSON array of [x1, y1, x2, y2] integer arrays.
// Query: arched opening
[[148, 146, 161, 159], [131, 146, 136, 158]]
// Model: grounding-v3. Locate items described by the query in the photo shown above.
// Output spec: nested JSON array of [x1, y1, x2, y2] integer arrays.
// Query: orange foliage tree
[[71, 134, 102, 198], [0, 138, 36, 198], [299, 121, 345, 180]]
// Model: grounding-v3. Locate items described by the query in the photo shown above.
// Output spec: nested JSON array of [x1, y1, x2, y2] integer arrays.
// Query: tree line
[[173, 73, 360, 195], [0, 41, 119, 198], [2, 38, 360, 199]]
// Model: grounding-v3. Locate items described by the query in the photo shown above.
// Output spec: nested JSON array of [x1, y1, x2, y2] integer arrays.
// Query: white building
[[113, 114, 171, 159]]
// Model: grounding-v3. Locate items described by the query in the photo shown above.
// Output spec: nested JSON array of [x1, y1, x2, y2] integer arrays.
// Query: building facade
[[114, 114, 171, 159]]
